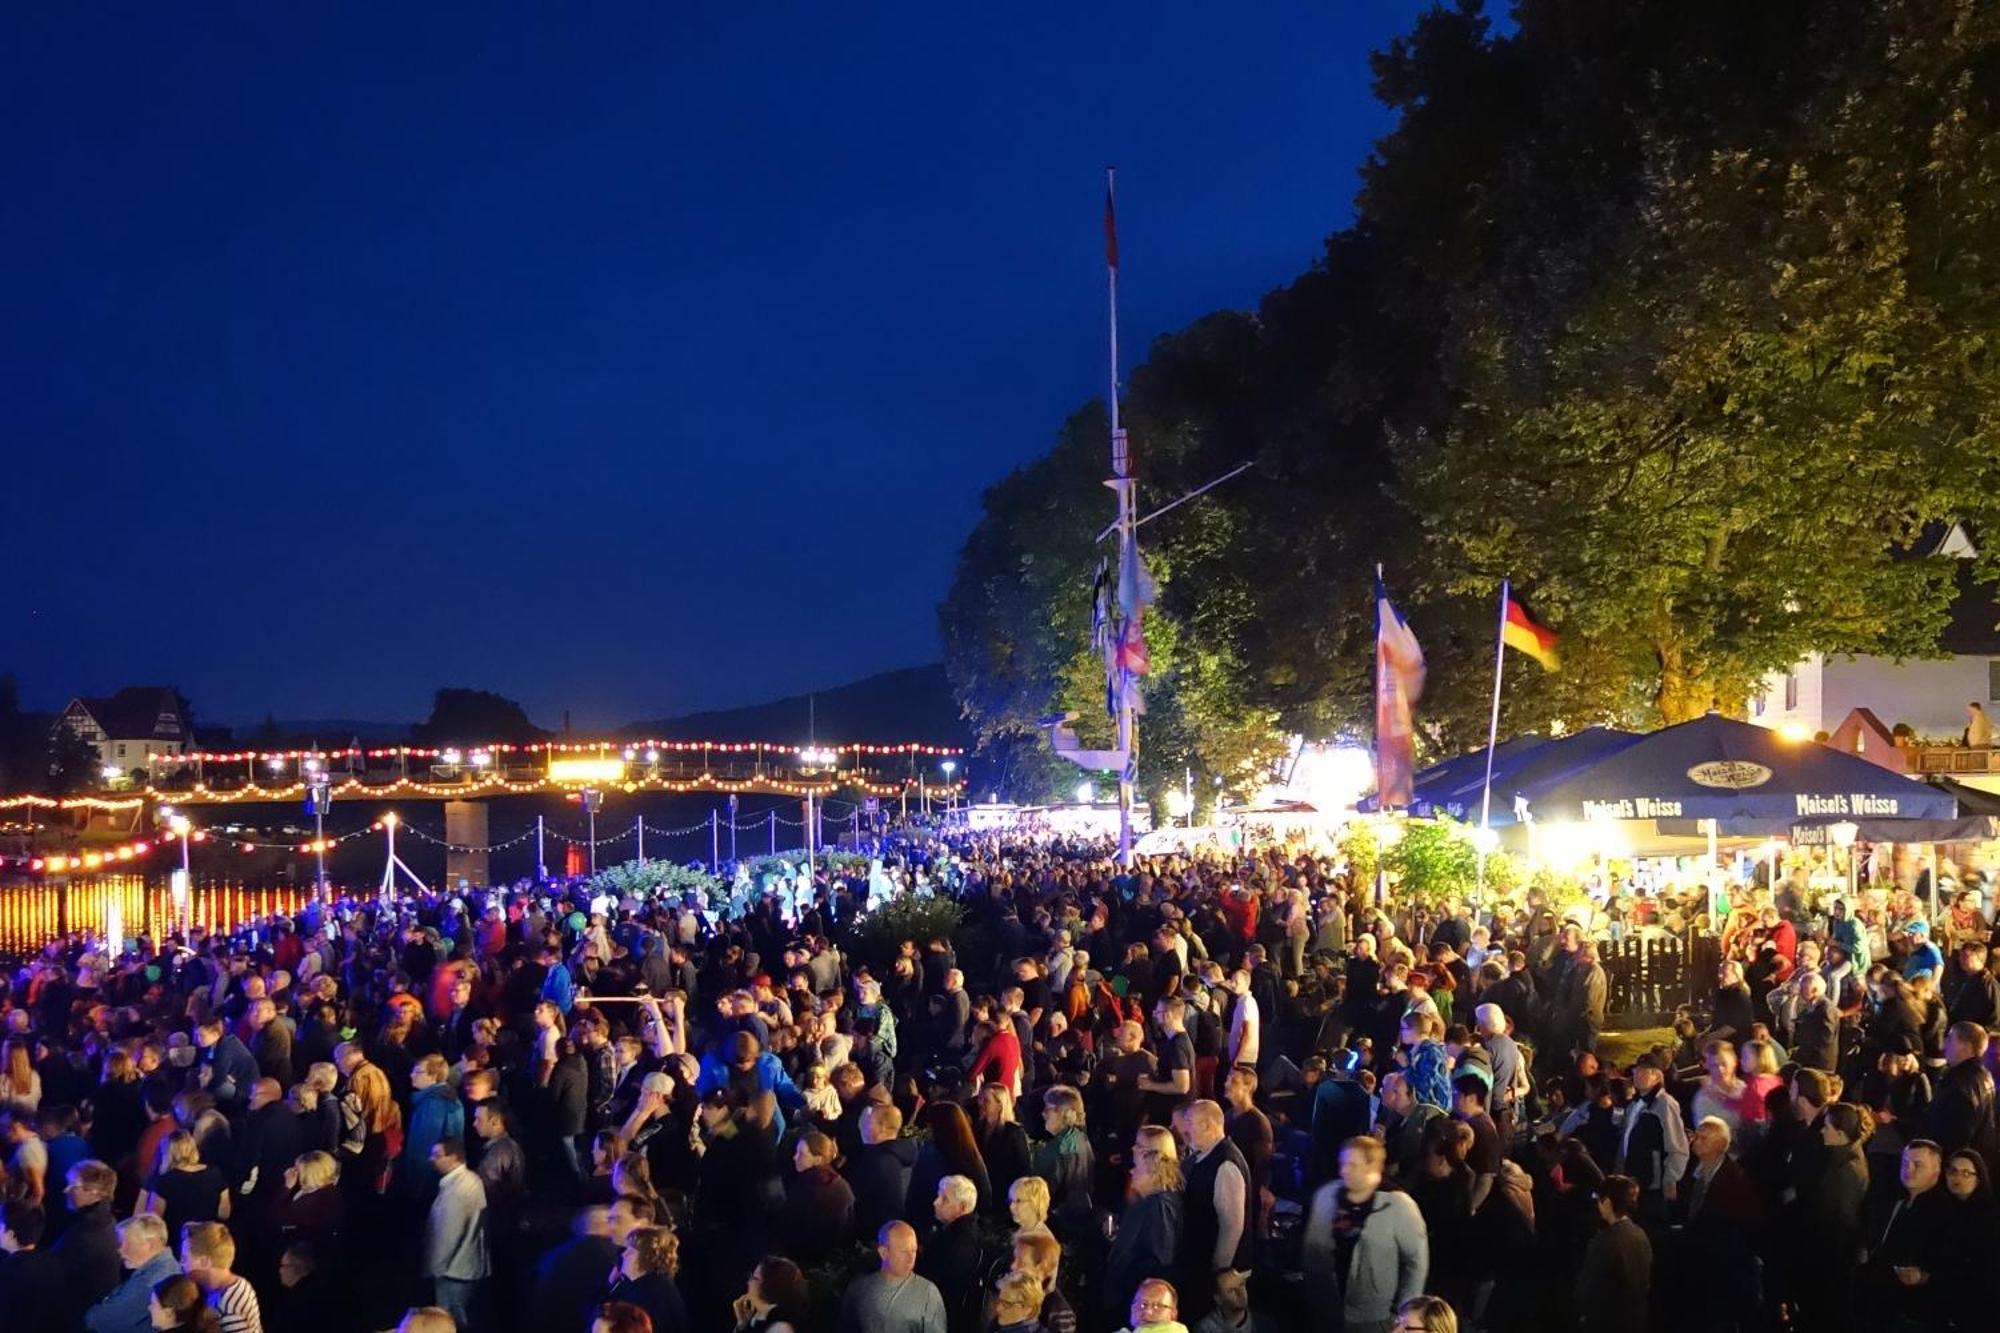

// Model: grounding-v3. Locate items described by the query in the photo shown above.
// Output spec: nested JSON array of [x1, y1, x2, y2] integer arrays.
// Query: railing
[[1911, 745, 2000, 775]]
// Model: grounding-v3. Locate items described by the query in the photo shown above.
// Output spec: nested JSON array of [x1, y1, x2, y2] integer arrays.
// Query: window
[[1752, 692, 1766, 717], [1784, 672, 1799, 711], [1989, 660, 2000, 702], [116, 742, 127, 758]]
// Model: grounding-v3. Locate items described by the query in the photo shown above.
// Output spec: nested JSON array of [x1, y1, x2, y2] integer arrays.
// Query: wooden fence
[[1600, 932, 1722, 1026]]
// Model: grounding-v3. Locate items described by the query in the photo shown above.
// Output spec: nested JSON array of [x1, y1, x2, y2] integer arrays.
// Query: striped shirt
[[210, 1276, 263, 1333]]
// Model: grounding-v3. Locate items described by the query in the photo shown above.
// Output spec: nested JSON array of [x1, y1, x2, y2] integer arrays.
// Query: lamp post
[[581, 789, 603, 874], [940, 759, 958, 815]]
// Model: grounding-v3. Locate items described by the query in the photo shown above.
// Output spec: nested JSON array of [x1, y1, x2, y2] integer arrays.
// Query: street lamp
[[940, 759, 958, 814], [1828, 820, 1860, 897], [1075, 780, 1096, 806]]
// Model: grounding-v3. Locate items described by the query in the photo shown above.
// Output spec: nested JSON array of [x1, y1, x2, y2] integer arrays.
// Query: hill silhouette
[[625, 663, 966, 746]]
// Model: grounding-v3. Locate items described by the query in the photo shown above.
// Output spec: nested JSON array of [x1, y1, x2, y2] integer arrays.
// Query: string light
[[135, 772, 963, 805], [157, 738, 964, 765]]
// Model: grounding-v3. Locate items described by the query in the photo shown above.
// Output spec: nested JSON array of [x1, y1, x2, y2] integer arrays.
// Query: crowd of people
[[0, 827, 1994, 1333]]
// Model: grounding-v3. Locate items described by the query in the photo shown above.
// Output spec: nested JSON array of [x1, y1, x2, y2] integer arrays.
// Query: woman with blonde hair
[[271, 1149, 346, 1255], [344, 1061, 403, 1196], [1, 1038, 39, 1111], [1008, 1174, 1054, 1245], [975, 1082, 1032, 1208], [139, 1129, 229, 1237], [1011, 1230, 1077, 1333], [1102, 1124, 1183, 1321]]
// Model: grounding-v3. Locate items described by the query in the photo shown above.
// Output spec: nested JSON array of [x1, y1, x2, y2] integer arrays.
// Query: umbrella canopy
[[1517, 712, 1957, 826], [1360, 734, 1546, 815]]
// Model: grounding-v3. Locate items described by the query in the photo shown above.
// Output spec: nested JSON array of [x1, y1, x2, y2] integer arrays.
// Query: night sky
[[2, 3, 1428, 731]]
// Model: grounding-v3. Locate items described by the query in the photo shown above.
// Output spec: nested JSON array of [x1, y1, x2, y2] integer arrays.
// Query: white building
[[1753, 525, 2000, 741], [56, 687, 190, 779]]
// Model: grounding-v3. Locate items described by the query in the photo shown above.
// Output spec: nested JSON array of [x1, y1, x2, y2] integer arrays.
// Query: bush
[[842, 894, 965, 972], [586, 859, 722, 905], [1381, 819, 1480, 906]]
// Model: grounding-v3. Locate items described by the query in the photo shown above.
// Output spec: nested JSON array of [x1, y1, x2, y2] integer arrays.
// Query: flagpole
[[1476, 578, 1510, 890], [1107, 165, 1137, 868], [1373, 563, 1389, 907]]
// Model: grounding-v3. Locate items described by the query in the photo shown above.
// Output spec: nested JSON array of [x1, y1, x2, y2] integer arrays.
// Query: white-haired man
[[84, 1214, 179, 1333]]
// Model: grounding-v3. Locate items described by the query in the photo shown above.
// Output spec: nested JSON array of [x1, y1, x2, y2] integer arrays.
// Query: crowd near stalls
[[0, 827, 1996, 1333]]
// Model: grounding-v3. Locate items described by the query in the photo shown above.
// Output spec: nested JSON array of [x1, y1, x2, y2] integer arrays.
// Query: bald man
[[840, 1221, 947, 1333], [1174, 1099, 1251, 1316]]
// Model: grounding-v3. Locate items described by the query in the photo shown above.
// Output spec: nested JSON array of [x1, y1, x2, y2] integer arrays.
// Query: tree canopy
[[410, 688, 548, 746], [942, 0, 2000, 801]]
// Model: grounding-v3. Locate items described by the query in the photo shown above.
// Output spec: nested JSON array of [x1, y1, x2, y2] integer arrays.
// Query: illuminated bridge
[[129, 738, 965, 806]]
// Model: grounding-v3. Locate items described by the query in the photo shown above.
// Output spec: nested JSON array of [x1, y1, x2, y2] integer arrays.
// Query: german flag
[[1502, 594, 1560, 671]]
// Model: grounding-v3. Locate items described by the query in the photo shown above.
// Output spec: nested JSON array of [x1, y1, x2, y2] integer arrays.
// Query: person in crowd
[[149, 1273, 223, 1333], [0, 1201, 68, 1333], [839, 1220, 948, 1333], [84, 1213, 181, 1333], [917, 1174, 984, 1333], [1862, 1139, 1952, 1330], [729, 1255, 810, 1333], [179, 1221, 261, 1333], [1574, 1175, 1650, 1333], [421, 1136, 488, 1328], [1301, 1136, 1427, 1333], [1103, 1123, 1186, 1321], [607, 1225, 689, 1333]]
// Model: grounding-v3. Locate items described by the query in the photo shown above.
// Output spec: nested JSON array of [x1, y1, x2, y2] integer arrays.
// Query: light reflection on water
[[0, 875, 323, 958]]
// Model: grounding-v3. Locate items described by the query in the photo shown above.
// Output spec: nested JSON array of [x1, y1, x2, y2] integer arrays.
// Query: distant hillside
[[628, 664, 968, 746]]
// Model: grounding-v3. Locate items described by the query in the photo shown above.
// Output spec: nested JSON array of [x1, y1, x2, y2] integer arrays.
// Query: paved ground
[[1599, 1027, 1673, 1065]]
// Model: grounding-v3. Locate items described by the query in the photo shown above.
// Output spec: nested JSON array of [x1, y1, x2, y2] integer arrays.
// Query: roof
[[65, 687, 190, 743]]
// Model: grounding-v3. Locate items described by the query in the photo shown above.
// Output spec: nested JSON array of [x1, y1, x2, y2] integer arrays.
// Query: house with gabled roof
[[56, 686, 190, 778], [1753, 523, 2000, 742]]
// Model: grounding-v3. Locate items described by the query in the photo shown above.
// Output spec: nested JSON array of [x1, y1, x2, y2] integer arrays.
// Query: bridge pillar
[[444, 801, 489, 887]]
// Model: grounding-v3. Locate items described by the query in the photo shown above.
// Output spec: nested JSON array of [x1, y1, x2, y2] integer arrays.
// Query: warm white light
[[1467, 825, 1501, 855], [1777, 722, 1812, 742], [550, 757, 627, 784], [267, 756, 286, 772], [622, 747, 637, 761], [470, 750, 491, 768], [101, 765, 122, 781], [940, 759, 958, 777], [1075, 781, 1096, 805], [644, 749, 660, 764], [1166, 789, 1192, 818], [441, 748, 463, 765], [1827, 820, 1859, 848]]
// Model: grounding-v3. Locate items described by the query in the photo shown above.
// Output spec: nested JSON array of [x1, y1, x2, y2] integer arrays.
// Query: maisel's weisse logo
[[1796, 793, 1900, 816], [1686, 761, 1773, 790]]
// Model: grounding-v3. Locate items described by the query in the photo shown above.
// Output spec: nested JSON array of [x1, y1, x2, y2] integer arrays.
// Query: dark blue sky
[[2, 3, 1428, 730]]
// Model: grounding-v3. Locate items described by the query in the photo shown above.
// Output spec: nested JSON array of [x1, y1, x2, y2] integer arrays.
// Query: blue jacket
[[203, 1033, 260, 1110], [694, 1050, 803, 1136], [401, 1083, 466, 1194], [541, 962, 575, 1015], [84, 1249, 181, 1333]]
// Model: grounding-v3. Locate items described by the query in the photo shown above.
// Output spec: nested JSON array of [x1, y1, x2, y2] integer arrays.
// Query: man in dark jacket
[[917, 1174, 985, 1333], [194, 1017, 260, 1115], [1575, 1175, 1652, 1333], [0, 1202, 67, 1333], [1790, 975, 1840, 1073], [529, 1205, 619, 1332], [1862, 1139, 1952, 1329], [1944, 943, 2000, 1028], [848, 1103, 918, 1241], [1918, 1021, 1997, 1163], [51, 1161, 122, 1325], [1711, 961, 1757, 1041]]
